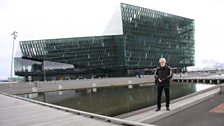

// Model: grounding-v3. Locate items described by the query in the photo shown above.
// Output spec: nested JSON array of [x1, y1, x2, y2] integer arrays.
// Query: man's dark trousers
[[157, 85, 170, 109]]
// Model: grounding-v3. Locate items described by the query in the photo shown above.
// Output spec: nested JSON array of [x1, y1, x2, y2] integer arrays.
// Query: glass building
[[15, 3, 195, 81]]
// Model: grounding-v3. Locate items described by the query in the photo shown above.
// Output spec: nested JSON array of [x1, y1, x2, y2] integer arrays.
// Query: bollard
[[128, 80, 133, 89], [32, 93, 38, 98], [128, 80, 132, 84], [58, 91, 63, 95], [31, 87, 38, 99], [217, 80, 220, 84], [209, 80, 212, 84], [32, 87, 37, 92], [28, 94, 33, 99], [92, 83, 96, 87], [92, 88, 97, 92], [92, 83, 97, 93], [58, 85, 62, 90], [203, 80, 206, 83]]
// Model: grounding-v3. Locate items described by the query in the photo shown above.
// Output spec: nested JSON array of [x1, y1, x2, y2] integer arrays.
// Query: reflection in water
[[195, 83, 213, 91], [19, 82, 214, 116], [58, 91, 63, 95]]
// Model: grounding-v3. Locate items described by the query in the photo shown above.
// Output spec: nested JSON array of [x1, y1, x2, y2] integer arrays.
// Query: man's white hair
[[159, 58, 166, 63]]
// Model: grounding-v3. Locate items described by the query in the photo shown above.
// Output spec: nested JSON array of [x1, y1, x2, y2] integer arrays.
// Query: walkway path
[[152, 92, 224, 126], [118, 85, 221, 124], [0, 93, 154, 126]]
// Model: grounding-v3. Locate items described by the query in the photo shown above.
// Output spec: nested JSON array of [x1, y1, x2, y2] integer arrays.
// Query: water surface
[[19, 82, 214, 116]]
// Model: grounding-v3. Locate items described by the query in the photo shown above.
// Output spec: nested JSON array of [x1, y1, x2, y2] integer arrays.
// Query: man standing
[[154, 58, 173, 111]]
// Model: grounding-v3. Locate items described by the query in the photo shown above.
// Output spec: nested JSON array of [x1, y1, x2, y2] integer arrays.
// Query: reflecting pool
[[18, 82, 214, 116]]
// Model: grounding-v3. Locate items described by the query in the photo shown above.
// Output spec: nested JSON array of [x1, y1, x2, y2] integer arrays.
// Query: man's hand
[[158, 78, 162, 82]]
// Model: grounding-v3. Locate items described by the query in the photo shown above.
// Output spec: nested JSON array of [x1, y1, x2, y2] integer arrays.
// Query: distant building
[[15, 3, 195, 81]]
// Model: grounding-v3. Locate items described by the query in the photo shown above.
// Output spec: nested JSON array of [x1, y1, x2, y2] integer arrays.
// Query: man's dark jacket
[[154, 65, 173, 87]]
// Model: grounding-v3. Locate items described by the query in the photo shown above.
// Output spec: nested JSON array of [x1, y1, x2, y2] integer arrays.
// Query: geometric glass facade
[[121, 3, 194, 68], [15, 3, 195, 81], [20, 35, 124, 70]]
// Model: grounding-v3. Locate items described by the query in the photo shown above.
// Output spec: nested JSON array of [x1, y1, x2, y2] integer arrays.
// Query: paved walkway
[[0, 93, 118, 126], [152, 93, 224, 126], [0, 93, 154, 126], [115, 85, 223, 125]]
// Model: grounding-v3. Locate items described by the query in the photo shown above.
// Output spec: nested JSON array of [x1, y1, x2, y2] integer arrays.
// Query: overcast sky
[[0, 0, 224, 79]]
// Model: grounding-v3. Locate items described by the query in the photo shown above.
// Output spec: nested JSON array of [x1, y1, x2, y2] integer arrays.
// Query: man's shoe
[[155, 108, 160, 111], [166, 107, 170, 111]]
